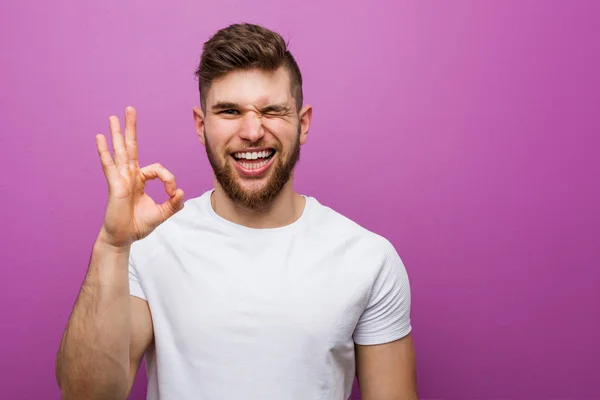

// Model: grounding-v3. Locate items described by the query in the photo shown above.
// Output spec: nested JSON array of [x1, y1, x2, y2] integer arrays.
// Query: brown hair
[[195, 23, 303, 112]]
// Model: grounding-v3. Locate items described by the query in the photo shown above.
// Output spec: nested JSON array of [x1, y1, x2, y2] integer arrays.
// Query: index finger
[[125, 106, 139, 168]]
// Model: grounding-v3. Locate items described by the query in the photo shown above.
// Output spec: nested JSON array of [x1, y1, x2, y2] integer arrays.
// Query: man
[[56, 23, 418, 400]]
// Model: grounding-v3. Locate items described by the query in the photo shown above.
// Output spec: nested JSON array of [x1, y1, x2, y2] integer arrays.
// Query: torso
[[129, 190, 398, 400]]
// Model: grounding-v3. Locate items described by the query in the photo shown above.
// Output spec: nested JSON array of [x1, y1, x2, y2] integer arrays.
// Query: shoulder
[[306, 196, 400, 260], [306, 197, 408, 294]]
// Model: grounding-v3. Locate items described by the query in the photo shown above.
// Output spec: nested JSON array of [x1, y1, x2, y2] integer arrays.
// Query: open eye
[[220, 109, 240, 115]]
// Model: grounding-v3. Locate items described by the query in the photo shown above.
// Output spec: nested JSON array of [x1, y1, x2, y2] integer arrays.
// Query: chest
[[146, 236, 373, 353]]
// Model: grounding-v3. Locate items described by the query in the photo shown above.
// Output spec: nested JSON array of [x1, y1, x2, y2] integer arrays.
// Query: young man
[[56, 23, 418, 400]]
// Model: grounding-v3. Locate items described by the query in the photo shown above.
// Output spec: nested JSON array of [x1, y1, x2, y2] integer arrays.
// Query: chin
[[207, 142, 298, 210], [236, 179, 271, 195]]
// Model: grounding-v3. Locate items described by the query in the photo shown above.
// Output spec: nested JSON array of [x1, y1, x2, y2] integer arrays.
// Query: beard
[[204, 127, 301, 211]]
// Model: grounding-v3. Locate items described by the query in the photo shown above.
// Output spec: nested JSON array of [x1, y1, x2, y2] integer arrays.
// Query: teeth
[[239, 159, 269, 170], [234, 150, 273, 159]]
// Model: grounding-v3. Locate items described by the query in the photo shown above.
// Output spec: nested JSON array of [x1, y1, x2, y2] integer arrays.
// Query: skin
[[355, 335, 419, 399], [55, 107, 179, 399], [55, 66, 418, 400], [193, 67, 312, 229]]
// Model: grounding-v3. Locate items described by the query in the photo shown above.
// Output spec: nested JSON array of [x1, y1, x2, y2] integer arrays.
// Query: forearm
[[56, 237, 132, 399]]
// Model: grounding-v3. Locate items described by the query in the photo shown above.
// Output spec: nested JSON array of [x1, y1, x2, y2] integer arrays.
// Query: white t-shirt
[[129, 189, 412, 400]]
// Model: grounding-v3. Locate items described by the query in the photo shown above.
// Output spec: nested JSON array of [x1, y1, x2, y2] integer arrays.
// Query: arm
[[55, 238, 154, 400], [55, 106, 183, 399], [353, 238, 416, 399], [355, 333, 418, 400]]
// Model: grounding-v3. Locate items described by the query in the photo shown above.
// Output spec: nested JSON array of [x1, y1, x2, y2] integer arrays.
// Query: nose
[[238, 111, 265, 142]]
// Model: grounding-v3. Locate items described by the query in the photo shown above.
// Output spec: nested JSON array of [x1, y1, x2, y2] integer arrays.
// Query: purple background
[[1, 1, 599, 399]]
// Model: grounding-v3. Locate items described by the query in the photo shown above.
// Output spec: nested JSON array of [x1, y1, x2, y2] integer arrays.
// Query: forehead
[[206, 67, 293, 108]]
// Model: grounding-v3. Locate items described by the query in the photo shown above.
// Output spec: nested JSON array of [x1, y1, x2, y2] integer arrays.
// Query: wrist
[[96, 228, 132, 254]]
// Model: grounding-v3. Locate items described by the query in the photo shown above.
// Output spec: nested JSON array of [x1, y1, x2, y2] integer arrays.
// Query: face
[[193, 67, 312, 210]]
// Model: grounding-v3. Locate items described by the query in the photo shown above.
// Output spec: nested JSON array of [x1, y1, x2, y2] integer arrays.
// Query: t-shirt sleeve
[[128, 253, 147, 301], [353, 239, 412, 345]]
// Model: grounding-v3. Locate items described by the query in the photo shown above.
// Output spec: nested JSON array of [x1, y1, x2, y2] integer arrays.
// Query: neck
[[210, 180, 305, 229]]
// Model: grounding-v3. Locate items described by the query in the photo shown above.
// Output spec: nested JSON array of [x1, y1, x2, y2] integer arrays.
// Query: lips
[[231, 151, 276, 177]]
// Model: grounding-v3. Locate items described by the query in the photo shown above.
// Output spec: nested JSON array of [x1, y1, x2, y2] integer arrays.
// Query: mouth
[[231, 148, 276, 176]]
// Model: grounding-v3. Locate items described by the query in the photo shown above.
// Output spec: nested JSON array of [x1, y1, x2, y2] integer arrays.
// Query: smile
[[231, 149, 276, 175]]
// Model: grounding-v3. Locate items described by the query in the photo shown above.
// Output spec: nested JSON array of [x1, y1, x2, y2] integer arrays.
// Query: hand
[[95, 106, 184, 249]]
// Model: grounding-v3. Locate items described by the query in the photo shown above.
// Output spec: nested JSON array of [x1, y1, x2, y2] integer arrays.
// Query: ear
[[298, 104, 312, 145], [193, 106, 206, 146]]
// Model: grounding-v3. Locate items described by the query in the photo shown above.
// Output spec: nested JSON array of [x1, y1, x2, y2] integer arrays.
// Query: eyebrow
[[211, 102, 240, 112], [260, 104, 291, 114], [210, 102, 291, 114]]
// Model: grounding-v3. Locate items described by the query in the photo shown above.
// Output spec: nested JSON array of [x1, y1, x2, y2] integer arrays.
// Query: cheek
[[207, 118, 241, 135], [205, 119, 240, 148], [262, 119, 298, 145], [262, 118, 288, 132]]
